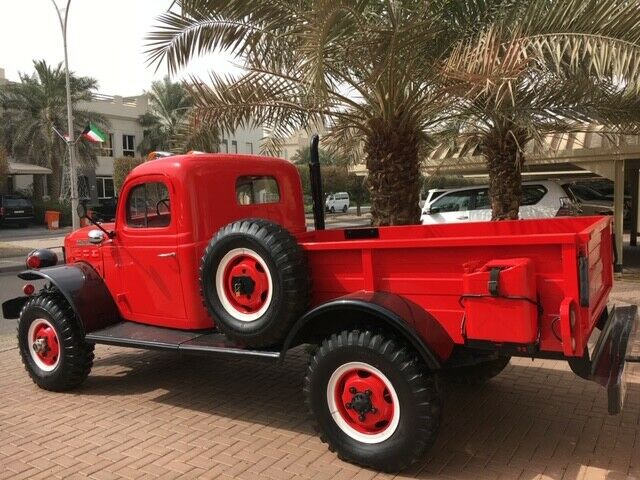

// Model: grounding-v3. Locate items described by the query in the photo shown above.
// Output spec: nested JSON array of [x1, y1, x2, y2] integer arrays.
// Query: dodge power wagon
[[3, 138, 639, 472]]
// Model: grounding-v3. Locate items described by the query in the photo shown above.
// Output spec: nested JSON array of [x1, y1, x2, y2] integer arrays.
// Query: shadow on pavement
[[84, 348, 639, 479]]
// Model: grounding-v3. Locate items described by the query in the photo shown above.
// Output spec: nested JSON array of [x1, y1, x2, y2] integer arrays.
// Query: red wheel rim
[[221, 251, 271, 316], [31, 321, 60, 367], [333, 366, 396, 436]]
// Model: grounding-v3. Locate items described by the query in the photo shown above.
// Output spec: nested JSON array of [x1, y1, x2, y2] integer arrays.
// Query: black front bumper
[[590, 305, 639, 414]]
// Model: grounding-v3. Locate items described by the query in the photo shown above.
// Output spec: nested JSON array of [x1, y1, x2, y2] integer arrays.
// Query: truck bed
[[297, 216, 613, 357]]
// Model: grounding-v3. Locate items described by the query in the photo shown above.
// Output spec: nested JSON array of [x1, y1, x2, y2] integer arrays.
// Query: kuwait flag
[[81, 123, 107, 143]]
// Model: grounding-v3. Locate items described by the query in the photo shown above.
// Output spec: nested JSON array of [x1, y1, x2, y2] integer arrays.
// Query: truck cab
[[64, 154, 306, 329]]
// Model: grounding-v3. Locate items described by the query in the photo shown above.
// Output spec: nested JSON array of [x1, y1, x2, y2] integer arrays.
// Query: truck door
[[116, 177, 187, 325]]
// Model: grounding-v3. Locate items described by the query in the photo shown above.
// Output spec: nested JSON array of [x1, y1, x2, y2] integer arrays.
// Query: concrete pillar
[[614, 160, 625, 273]]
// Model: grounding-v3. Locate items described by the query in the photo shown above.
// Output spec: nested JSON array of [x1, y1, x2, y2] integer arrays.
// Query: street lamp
[[50, 0, 80, 230]]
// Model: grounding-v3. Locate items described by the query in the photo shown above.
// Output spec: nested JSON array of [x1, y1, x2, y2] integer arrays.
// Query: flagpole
[[51, 0, 80, 231]]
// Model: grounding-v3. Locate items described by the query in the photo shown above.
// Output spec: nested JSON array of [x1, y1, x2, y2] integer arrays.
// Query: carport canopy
[[8, 162, 52, 175]]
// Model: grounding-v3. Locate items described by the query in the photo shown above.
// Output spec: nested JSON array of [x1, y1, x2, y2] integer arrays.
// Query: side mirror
[[88, 229, 105, 244], [427, 206, 441, 215]]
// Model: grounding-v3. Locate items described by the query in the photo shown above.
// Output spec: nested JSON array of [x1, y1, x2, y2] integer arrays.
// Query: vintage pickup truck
[[3, 139, 638, 472]]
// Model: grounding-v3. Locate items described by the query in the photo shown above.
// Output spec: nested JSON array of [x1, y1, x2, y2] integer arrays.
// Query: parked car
[[561, 182, 616, 217], [325, 191, 350, 213], [421, 180, 577, 224], [0, 194, 34, 227]]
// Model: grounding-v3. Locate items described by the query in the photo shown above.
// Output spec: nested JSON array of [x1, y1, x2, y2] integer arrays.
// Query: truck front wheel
[[304, 330, 442, 472], [17, 293, 94, 392]]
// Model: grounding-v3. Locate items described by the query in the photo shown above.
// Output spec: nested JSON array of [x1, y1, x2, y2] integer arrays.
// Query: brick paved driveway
[[1, 341, 639, 480]]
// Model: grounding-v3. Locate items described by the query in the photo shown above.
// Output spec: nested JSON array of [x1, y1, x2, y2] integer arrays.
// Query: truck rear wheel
[[442, 357, 510, 385], [17, 293, 94, 391], [200, 219, 309, 347], [304, 330, 442, 472]]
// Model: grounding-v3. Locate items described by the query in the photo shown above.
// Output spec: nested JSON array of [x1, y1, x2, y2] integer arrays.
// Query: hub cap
[[215, 248, 273, 322], [327, 362, 400, 444], [27, 318, 60, 371]]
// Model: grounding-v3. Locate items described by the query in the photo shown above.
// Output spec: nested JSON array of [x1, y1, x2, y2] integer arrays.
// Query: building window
[[246, 142, 253, 154], [96, 177, 115, 199], [220, 139, 228, 153], [99, 133, 114, 157], [231, 140, 238, 153], [122, 134, 135, 157]]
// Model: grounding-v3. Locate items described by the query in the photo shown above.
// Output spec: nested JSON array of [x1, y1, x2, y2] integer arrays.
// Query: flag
[[81, 123, 107, 143]]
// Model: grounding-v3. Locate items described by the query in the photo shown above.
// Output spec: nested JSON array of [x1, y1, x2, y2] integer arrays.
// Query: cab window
[[521, 185, 547, 206], [126, 182, 171, 228], [236, 176, 280, 205]]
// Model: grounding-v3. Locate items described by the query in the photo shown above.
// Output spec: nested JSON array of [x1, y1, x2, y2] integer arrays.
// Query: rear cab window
[[236, 176, 280, 205], [126, 182, 171, 228], [4, 197, 31, 208]]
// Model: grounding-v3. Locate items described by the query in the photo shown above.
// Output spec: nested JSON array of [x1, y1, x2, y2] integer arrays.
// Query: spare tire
[[200, 219, 310, 347]]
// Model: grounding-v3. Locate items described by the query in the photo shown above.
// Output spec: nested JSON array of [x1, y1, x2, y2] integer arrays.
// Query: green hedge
[[32, 200, 72, 227], [114, 157, 143, 194]]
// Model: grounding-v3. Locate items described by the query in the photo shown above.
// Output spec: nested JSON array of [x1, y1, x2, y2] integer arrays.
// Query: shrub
[[113, 157, 143, 194]]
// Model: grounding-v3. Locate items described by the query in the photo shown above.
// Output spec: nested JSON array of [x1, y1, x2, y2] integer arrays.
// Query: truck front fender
[[16, 263, 120, 334], [282, 291, 454, 370]]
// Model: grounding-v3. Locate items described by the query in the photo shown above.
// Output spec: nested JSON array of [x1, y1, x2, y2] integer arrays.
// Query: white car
[[325, 192, 350, 213], [421, 180, 577, 224]]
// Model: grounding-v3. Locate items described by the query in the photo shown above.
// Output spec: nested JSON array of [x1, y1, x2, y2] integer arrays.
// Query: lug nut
[[359, 415, 366, 422], [345, 403, 352, 409], [370, 407, 377, 414], [365, 390, 372, 396], [349, 387, 357, 394]]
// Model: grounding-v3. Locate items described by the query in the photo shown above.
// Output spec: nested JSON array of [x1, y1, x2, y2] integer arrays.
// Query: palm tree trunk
[[486, 150, 522, 220], [364, 119, 421, 226], [49, 151, 61, 201]]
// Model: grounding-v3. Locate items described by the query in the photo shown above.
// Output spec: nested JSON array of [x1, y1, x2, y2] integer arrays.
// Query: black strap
[[488, 267, 500, 296]]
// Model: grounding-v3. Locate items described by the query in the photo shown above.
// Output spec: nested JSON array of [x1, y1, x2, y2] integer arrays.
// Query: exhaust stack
[[308, 134, 325, 230]]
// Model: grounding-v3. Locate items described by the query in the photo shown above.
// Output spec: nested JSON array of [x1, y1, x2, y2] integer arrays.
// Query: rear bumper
[[590, 305, 639, 414]]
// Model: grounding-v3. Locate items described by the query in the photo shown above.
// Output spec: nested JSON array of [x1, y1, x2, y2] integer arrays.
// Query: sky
[[0, 0, 238, 95]]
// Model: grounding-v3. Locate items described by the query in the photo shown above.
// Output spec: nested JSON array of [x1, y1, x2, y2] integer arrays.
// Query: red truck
[[3, 140, 638, 472]]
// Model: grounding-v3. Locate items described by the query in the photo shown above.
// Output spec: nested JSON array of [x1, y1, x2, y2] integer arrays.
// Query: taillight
[[23, 284, 35, 295], [0, 206, 4, 216], [26, 254, 41, 269]]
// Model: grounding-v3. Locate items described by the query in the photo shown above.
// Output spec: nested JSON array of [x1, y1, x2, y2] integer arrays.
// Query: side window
[[473, 189, 491, 210], [521, 185, 547, 206], [236, 176, 280, 205], [126, 182, 171, 228], [431, 191, 472, 213]]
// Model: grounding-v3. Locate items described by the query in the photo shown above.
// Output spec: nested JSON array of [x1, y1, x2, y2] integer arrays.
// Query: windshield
[[4, 198, 31, 208]]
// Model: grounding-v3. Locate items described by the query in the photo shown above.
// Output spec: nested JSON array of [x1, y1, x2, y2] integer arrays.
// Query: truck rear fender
[[281, 291, 454, 370], [16, 263, 120, 334]]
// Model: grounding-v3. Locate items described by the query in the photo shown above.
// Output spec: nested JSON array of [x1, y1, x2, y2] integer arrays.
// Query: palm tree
[[437, 0, 640, 219], [147, 0, 449, 226], [0, 60, 107, 200], [147, 0, 640, 224], [138, 76, 221, 155]]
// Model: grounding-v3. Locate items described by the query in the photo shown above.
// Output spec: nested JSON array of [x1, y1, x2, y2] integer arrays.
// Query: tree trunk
[[356, 203, 361, 216], [32, 175, 43, 201], [49, 152, 61, 201], [482, 126, 527, 221], [364, 118, 421, 226]]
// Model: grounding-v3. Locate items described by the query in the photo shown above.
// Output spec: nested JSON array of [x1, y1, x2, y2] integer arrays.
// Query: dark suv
[[0, 195, 34, 227]]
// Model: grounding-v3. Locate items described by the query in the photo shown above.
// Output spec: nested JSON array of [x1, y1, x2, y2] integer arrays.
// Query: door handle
[[456, 216, 468, 220], [157, 252, 176, 258]]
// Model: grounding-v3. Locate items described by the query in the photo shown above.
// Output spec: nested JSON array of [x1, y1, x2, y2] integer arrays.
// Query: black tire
[[330, 206, 336, 213], [17, 293, 94, 391], [200, 218, 310, 347], [442, 357, 510, 386], [304, 330, 442, 472], [342, 205, 348, 213]]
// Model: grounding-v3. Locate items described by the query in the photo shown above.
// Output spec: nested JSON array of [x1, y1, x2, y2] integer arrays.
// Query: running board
[[85, 322, 281, 360]]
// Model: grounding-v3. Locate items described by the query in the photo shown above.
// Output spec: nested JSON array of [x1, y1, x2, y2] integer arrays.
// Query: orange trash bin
[[44, 211, 60, 230]]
